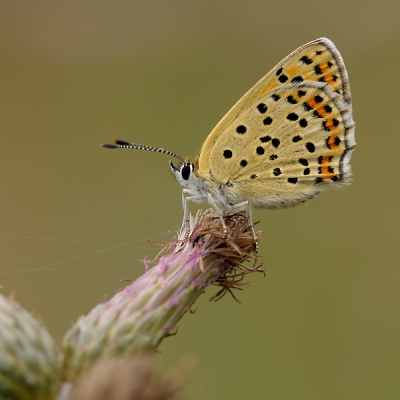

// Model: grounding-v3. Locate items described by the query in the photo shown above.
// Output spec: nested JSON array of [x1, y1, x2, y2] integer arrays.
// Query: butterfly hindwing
[[209, 83, 354, 208]]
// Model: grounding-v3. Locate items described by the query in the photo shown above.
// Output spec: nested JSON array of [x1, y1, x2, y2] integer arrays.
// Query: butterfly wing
[[195, 37, 355, 208]]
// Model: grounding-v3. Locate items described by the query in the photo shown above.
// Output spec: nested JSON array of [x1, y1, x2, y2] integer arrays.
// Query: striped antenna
[[101, 140, 185, 163]]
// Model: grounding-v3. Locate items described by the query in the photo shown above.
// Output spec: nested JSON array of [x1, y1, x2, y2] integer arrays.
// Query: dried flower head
[[61, 210, 263, 382]]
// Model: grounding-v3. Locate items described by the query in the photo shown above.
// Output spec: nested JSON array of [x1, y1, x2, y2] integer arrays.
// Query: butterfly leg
[[227, 201, 258, 253], [206, 193, 227, 240], [181, 189, 206, 239]]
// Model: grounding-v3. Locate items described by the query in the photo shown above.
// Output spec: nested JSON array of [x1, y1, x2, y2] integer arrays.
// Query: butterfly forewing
[[197, 37, 352, 175]]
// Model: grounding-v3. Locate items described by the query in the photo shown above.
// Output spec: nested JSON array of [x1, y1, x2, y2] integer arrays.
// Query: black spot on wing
[[313, 110, 323, 118], [291, 76, 304, 84], [314, 95, 323, 103], [236, 125, 246, 134], [306, 142, 315, 153], [257, 103, 268, 113], [298, 90, 306, 97], [263, 116, 273, 125], [287, 113, 299, 121], [299, 158, 308, 166], [223, 150, 232, 159], [292, 135, 302, 143], [260, 136, 271, 143], [278, 74, 288, 83], [272, 138, 280, 148], [300, 55, 313, 65], [256, 146, 265, 155], [299, 118, 308, 127]]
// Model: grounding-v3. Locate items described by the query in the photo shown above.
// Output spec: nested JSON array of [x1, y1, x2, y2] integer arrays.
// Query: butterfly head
[[169, 158, 196, 187]]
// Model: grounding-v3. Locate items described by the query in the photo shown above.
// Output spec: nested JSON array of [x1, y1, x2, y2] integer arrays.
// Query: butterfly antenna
[[101, 140, 185, 163]]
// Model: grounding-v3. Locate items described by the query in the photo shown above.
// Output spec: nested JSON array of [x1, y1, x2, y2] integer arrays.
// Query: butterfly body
[[102, 37, 355, 252]]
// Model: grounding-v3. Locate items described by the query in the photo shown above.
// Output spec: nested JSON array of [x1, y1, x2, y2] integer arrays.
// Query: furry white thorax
[[169, 160, 243, 213]]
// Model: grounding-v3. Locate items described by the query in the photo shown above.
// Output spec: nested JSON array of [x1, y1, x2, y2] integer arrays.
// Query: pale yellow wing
[[196, 37, 352, 176], [210, 82, 355, 208]]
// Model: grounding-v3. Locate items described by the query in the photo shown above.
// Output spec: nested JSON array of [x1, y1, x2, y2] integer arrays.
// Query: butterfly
[[102, 37, 356, 252]]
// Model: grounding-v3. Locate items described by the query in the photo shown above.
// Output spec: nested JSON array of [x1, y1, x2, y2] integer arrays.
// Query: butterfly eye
[[181, 164, 192, 180]]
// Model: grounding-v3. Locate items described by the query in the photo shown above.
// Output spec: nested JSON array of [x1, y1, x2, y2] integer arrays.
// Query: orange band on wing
[[319, 62, 332, 73], [326, 134, 341, 149]]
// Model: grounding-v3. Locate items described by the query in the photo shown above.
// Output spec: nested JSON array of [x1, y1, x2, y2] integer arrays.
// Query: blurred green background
[[0, 1, 399, 398]]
